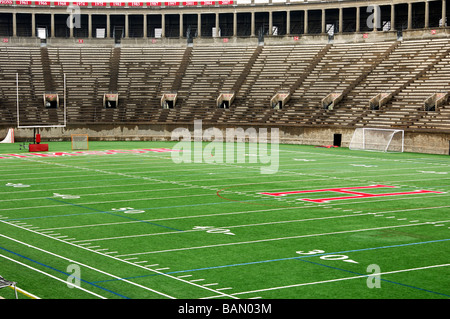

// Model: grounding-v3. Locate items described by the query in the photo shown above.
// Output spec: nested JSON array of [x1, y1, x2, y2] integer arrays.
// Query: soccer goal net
[[71, 134, 89, 150], [349, 128, 404, 153]]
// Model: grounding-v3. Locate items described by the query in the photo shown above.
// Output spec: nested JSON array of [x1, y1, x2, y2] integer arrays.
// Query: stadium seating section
[[1, 38, 449, 131]]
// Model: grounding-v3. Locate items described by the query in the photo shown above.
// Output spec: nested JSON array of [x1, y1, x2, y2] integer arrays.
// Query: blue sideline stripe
[[0, 246, 130, 299], [296, 258, 450, 298], [4, 196, 276, 222], [94, 238, 450, 285]]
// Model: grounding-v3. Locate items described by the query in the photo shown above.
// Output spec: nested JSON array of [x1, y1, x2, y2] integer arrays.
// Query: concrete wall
[[2, 124, 449, 155]]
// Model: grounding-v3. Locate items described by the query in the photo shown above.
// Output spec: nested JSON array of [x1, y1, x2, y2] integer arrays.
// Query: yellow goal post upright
[[71, 134, 89, 150]]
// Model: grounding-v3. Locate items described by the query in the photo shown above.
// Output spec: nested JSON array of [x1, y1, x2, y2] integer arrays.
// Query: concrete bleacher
[[1, 38, 450, 133]]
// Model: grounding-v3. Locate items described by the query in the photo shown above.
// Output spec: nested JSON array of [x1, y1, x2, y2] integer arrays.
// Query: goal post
[[349, 128, 404, 153], [71, 134, 89, 150]]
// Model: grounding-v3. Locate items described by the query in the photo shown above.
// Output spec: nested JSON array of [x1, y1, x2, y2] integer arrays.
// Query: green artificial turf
[[0, 141, 448, 300]]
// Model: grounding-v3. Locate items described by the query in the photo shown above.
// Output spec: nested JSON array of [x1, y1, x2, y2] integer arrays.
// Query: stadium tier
[[0, 0, 449, 153]]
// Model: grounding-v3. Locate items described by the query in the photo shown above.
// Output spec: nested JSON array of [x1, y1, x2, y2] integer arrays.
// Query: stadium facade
[[0, 1, 449, 155]]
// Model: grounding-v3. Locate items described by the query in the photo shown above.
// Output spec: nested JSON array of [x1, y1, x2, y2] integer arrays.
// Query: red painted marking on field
[[0, 148, 181, 159], [260, 185, 443, 203]]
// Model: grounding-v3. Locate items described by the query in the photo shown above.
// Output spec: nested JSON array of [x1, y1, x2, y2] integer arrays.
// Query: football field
[[0, 141, 449, 302]]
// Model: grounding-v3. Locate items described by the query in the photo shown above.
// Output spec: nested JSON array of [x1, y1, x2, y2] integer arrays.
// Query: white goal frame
[[71, 134, 89, 150], [349, 128, 405, 153]]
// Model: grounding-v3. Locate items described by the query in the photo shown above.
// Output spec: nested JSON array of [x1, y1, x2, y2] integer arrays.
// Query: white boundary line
[[115, 219, 450, 257], [0, 223, 239, 299], [0, 252, 104, 299], [221, 263, 450, 297], [0, 233, 174, 299]]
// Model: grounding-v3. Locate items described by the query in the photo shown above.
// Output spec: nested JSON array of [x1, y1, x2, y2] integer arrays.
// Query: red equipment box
[[29, 144, 49, 152]]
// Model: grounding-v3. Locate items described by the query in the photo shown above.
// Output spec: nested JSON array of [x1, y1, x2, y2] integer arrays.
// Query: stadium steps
[[231, 45, 263, 102], [40, 47, 56, 91], [116, 46, 186, 120], [362, 39, 450, 129], [242, 44, 327, 109], [108, 47, 121, 92], [171, 46, 193, 92], [324, 41, 400, 126], [347, 39, 445, 128], [180, 45, 255, 109], [288, 41, 395, 125]]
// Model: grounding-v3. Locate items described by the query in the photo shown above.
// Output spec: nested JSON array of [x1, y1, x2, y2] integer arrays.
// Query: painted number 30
[[296, 249, 359, 264]]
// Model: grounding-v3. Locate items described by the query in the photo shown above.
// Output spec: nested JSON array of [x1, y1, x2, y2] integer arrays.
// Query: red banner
[[0, 0, 235, 7], [91, 1, 107, 6], [15, 0, 32, 5], [54, 1, 70, 5], [110, 2, 125, 6]]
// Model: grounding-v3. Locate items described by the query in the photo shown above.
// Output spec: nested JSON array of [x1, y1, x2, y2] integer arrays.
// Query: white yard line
[[224, 263, 450, 297], [115, 219, 450, 257], [0, 223, 239, 299], [0, 253, 106, 299]]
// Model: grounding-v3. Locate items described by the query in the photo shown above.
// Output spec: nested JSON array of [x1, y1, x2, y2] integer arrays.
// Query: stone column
[[321, 9, 325, 34], [125, 14, 129, 38], [215, 12, 219, 37], [161, 14, 165, 38], [50, 13, 55, 37], [12, 12, 16, 37], [269, 10, 273, 35], [31, 13, 35, 37], [143, 14, 147, 38], [251, 11, 255, 36], [407, 2, 412, 29], [88, 13, 92, 38], [356, 6, 360, 32], [286, 10, 290, 35], [106, 14, 110, 38], [304, 10, 308, 34], [233, 12, 237, 36], [391, 4, 396, 31], [442, 0, 447, 27]]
